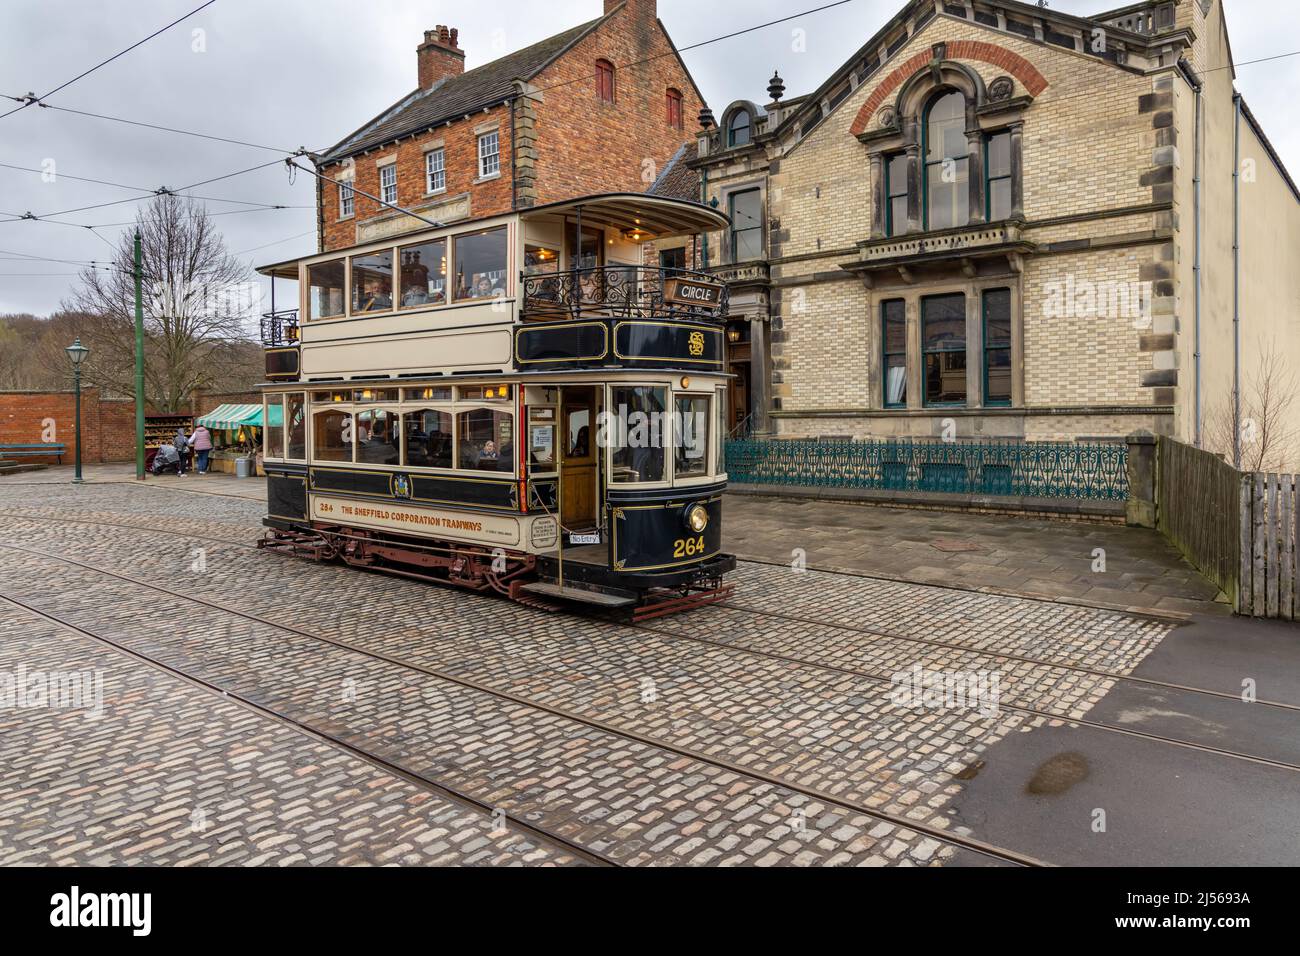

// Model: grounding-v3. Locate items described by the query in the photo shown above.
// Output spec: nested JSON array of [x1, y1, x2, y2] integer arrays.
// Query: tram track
[[1, 507, 1291, 714], [0, 589, 612, 868], [0, 535, 1045, 867]]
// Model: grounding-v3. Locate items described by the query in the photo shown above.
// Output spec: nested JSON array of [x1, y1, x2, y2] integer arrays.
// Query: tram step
[[519, 582, 637, 608]]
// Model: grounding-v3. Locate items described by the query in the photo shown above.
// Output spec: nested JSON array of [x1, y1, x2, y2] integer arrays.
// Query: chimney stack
[[417, 25, 464, 90]]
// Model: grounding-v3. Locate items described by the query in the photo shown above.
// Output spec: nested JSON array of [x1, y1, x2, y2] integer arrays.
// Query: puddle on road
[[1026, 752, 1089, 794]]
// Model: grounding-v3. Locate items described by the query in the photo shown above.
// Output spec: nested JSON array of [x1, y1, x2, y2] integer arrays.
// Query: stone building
[[312, 0, 705, 253], [692, 0, 1300, 457]]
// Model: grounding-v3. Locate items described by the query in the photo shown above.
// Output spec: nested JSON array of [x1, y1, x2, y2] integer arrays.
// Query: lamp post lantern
[[65, 338, 90, 484]]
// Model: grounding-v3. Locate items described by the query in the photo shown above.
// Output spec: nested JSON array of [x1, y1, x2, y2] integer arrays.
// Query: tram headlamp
[[684, 503, 709, 533]]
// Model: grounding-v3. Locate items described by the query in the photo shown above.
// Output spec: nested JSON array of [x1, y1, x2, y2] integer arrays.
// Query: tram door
[[560, 386, 598, 531]]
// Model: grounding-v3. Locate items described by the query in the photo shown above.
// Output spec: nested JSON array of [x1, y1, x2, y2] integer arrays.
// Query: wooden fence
[[1240, 472, 1300, 619], [1157, 438, 1241, 608], [1157, 437, 1300, 619]]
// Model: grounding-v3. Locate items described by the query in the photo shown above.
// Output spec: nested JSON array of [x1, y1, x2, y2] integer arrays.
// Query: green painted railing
[[725, 437, 1129, 501]]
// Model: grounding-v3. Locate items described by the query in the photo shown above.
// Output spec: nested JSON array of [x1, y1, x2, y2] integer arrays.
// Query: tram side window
[[457, 407, 514, 472], [286, 393, 306, 460], [399, 238, 447, 308], [674, 394, 710, 480], [308, 260, 345, 320], [402, 408, 453, 469], [609, 386, 666, 484], [265, 396, 285, 459], [313, 409, 352, 462], [352, 250, 394, 313], [454, 228, 508, 302], [715, 389, 726, 475], [356, 409, 399, 464]]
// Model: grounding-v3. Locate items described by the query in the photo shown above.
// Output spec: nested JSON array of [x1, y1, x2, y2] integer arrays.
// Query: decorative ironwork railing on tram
[[521, 265, 728, 322], [724, 437, 1129, 501], [260, 308, 300, 347]]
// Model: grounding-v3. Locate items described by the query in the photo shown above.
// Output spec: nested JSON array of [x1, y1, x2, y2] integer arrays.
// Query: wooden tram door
[[560, 386, 598, 531]]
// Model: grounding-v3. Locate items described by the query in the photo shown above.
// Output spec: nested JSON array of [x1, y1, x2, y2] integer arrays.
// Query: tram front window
[[286, 393, 306, 460], [674, 395, 710, 480], [308, 260, 345, 320], [609, 385, 666, 484], [313, 409, 352, 462], [356, 409, 398, 464], [351, 250, 394, 313], [265, 396, 285, 458], [457, 407, 514, 472], [402, 409, 453, 469]]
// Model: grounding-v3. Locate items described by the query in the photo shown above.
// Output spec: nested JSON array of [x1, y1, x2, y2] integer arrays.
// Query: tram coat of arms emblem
[[687, 330, 705, 357], [392, 473, 413, 500]]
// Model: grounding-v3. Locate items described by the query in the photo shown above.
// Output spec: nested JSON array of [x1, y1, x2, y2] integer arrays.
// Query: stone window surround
[[861, 57, 1029, 240], [866, 276, 1024, 412], [423, 140, 447, 196], [717, 179, 766, 265], [475, 125, 501, 183]]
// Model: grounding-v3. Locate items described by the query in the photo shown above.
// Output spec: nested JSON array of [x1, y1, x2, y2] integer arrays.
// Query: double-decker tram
[[255, 193, 736, 618]]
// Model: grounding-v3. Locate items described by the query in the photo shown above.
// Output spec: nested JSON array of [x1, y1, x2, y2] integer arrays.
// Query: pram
[[151, 443, 182, 475]]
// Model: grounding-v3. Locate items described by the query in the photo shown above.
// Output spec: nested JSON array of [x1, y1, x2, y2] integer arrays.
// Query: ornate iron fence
[[724, 437, 1129, 501], [521, 265, 728, 322]]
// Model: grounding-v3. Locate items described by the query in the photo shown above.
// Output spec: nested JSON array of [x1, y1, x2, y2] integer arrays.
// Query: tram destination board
[[662, 276, 723, 309]]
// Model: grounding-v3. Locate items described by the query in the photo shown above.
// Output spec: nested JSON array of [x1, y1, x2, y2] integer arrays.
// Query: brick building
[[313, 0, 705, 253], [0, 389, 136, 464], [692, 0, 1300, 458]]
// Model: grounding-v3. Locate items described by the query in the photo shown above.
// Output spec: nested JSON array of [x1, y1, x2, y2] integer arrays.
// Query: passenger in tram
[[357, 277, 392, 312]]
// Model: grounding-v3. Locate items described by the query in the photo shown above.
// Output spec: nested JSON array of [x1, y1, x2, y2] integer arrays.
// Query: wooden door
[[561, 386, 597, 530]]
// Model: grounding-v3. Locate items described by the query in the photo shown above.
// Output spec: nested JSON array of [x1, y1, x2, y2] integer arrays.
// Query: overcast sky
[[1, 0, 1296, 318]]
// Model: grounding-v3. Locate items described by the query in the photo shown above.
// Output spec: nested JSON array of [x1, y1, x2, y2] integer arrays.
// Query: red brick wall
[[531, 3, 703, 204], [0, 389, 140, 464], [315, 0, 702, 252], [319, 102, 514, 252]]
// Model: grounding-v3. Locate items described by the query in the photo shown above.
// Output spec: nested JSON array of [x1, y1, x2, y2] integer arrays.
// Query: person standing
[[189, 423, 213, 475], [173, 427, 190, 477]]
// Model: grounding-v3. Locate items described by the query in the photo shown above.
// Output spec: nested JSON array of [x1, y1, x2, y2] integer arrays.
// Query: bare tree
[[63, 194, 259, 412], [1205, 338, 1299, 473]]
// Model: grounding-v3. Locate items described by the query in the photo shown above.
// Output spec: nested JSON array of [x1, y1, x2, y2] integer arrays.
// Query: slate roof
[[321, 15, 608, 164], [647, 141, 700, 201]]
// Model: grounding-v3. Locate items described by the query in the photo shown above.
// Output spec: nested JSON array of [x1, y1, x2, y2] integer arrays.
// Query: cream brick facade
[[693, 0, 1300, 461]]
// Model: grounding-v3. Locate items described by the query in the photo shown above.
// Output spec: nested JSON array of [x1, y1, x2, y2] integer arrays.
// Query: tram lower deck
[[258, 371, 735, 618]]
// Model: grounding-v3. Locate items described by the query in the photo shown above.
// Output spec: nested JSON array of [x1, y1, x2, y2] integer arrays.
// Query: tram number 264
[[672, 536, 706, 559]]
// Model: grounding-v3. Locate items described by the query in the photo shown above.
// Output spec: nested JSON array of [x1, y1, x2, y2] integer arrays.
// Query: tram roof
[[254, 194, 728, 279], [518, 192, 729, 236]]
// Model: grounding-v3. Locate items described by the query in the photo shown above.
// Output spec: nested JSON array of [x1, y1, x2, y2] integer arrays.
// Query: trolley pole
[[134, 230, 146, 480]]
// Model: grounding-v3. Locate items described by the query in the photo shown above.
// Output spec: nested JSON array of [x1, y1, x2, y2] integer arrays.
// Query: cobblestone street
[[2, 476, 1298, 866]]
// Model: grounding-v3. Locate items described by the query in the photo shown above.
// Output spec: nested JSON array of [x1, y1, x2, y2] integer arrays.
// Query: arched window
[[923, 90, 969, 229], [665, 88, 683, 129], [728, 109, 751, 148], [595, 59, 615, 103]]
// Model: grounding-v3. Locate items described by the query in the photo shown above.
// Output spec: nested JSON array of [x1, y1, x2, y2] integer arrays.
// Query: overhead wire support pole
[[134, 230, 146, 481]]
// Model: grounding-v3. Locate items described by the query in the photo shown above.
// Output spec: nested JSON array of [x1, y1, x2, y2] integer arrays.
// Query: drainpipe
[[700, 165, 710, 269], [1180, 58, 1204, 447], [1232, 93, 1242, 469]]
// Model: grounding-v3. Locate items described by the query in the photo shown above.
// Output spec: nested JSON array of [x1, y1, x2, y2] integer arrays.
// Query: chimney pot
[[418, 24, 465, 90]]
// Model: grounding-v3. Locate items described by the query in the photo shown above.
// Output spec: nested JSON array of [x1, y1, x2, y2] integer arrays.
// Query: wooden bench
[[0, 443, 66, 464]]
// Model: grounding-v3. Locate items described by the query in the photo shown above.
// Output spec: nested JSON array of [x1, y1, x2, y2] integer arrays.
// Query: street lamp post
[[65, 338, 90, 484]]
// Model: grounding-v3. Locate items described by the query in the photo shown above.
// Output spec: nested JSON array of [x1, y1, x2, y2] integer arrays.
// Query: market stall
[[196, 402, 276, 476]]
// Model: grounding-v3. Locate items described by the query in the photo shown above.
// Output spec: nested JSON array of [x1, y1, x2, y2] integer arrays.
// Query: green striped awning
[[197, 403, 267, 430]]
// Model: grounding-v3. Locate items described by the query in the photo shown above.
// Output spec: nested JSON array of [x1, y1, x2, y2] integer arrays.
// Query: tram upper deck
[[255, 193, 731, 384]]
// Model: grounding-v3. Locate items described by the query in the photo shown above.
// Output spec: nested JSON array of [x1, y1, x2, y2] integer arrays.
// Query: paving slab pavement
[[723, 491, 1228, 617]]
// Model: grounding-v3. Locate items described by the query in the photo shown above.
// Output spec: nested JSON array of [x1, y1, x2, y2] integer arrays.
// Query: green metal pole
[[72, 364, 83, 484], [134, 230, 145, 480]]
